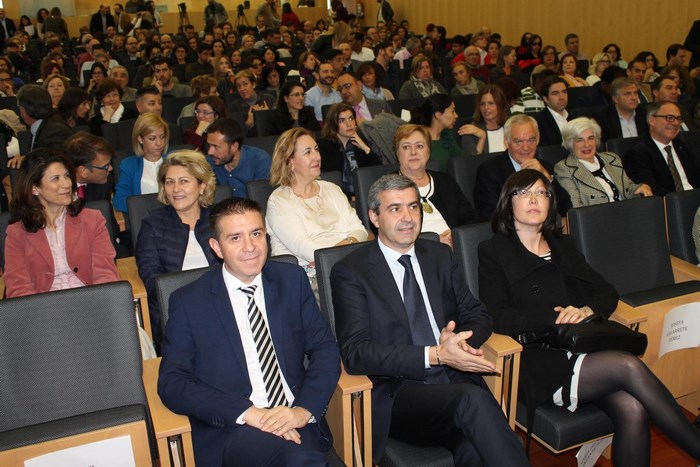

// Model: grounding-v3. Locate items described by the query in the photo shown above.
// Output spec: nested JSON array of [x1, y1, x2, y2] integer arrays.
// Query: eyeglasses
[[195, 109, 215, 116], [652, 114, 683, 123], [511, 137, 538, 146], [84, 162, 112, 171], [532, 42, 542, 46], [288, 92, 304, 97], [337, 83, 355, 91], [511, 189, 551, 199]]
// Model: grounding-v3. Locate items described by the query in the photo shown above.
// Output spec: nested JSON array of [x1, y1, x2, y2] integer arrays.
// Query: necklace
[[400, 171, 433, 213]]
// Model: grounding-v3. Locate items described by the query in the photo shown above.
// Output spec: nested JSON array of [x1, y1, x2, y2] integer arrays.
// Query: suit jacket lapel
[[210, 267, 249, 375], [367, 241, 412, 333], [565, 154, 607, 196]]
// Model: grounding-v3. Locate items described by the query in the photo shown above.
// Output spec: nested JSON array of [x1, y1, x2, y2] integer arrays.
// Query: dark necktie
[[240, 285, 288, 408], [398, 255, 436, 346], [664, 145, 684, 192]]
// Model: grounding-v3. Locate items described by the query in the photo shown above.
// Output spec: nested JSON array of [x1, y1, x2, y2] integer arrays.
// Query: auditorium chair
[[0, 282, 195, 467], [568, 196, 700, 412], [664, 188, 700, 263], [315, 242, 523, 467]]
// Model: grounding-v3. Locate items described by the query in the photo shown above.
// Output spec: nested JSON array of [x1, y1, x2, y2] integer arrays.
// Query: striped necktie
[[240, 285, 288, 408]]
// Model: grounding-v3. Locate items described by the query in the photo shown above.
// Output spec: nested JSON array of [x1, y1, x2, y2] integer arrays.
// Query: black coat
[[267, 106, 320, 135], [534, 108, 569, 147], [89, 12, 116, 35], [478, 232, 618, 411], [423, 170, 480, 228], [33, 116, 74, 151]]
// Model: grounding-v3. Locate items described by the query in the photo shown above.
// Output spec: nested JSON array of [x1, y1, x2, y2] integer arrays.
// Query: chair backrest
[[664, 189, 700, 263], [606, 136, 642, 160], [314, 242, 367, 335], [244, 136, 277, 157], [85, 199, 117, 249], [162, 96, 194, 124], [569, 106, 606, 119], [679, 129, 700, 158], [179, 116, 196, 137], [253, 109, 277, 137], [126, 193, 160, 247], [452, 222, 494, 299], [352, 164, 399, 230], [565, 87, 594, 110], [453, 94, 477, 121], [0, 211, 10, 271], [388, 98, 423, 117], [156, 255, 298, 336], [103, 118, 138, 151], [0, 96, 19, 115], [447, 153, 499, 206], [537, 144, 568, 167], [568, 196, 674, 296], [0, 282, 145, 432]]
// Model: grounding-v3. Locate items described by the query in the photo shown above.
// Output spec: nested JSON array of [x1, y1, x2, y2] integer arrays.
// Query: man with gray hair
[[331, 173, 529, 466], [593, 76, 649, 143], [16, 85, 72, 152], [394, 36, 422, 69], [475, 114, 569, 220]]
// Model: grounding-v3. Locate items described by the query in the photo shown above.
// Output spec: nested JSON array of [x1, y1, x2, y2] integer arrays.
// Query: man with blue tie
[[331, 174, 529, 466], [158, 198, 341, 466]]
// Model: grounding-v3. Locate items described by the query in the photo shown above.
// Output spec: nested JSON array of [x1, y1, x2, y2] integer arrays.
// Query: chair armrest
[[482, 333, 521, 430], [671, 255, 700, 283], [326, 365, 372, 467], [611, 301, 648, 327], [117, 257, 153, 339], [143, 358, 195, 467]]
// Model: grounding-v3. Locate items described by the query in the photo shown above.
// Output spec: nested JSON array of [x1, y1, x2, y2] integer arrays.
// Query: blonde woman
[[266, 128, 367, 280], [114, 113, 170, 212], [136, 150, 219, 339]]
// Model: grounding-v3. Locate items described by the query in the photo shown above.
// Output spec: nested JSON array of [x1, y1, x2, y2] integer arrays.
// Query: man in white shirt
[[534, 76, 570, 146], [349, 32, 375, 63], [158, 197, 340, 467]]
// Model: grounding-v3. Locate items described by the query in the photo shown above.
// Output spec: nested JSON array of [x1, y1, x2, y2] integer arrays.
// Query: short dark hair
[[337, 70, 360, 82], [540, 75, 568, 98], [198, 43, 213, 54], [150, 56, 170, 69], [96, 78, 123, 102], [645, 100, 679, 121], [451, 35, 467, 48], [666, 43, 685, 61], [207, 117, 244, 147], [16, 84, 53, 120], [373, 40, 392, 57], [564, 33, 578, 44], [136, 85, 160, 100], [64, 132, 115, 167], [492, 169, 560, 236], [209, 197, 263, 240], [325, 48, 344, 62]]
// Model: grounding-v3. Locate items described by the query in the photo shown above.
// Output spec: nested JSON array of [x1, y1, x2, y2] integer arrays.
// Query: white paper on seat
[[659, 303, 700, 358], [24, 435, 136, 467], [576, 435, 612, 467], [400, 109, 411, 122]]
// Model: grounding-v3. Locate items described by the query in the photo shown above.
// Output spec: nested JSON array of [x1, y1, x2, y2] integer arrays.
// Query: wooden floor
[[521, 411, 698, 466]]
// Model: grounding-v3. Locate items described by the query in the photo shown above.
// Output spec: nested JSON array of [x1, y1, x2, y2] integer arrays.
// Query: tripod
[[235, 10, 249, 27], [178, 9, 190, 33]]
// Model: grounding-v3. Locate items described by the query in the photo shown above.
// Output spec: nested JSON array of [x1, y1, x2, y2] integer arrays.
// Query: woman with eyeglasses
[[135, 150, 219, 340], [4, 149, 119, 298], [183, 96, 228, 152], [267, 81, 320, 136], [586, 53, 612, 86], [603, 43, 627, 69], [532, 45, 559, 74], [553, 117, 652, 208], [479, 168, 700, 466]]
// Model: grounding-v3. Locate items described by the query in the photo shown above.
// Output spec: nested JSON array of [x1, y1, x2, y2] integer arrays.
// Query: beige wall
[[5, 0, 700, 64]]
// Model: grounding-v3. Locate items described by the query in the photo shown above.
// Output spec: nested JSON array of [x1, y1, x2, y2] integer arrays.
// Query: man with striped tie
[[158, 197, 341, 467]]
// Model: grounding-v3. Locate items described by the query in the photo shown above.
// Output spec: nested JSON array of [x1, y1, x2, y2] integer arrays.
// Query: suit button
[[532, 284, 539, 294], [73, 267, 79, 272]]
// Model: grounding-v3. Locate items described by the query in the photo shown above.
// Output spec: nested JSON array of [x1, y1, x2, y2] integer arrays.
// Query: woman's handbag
[[518, 314, 648, 355]]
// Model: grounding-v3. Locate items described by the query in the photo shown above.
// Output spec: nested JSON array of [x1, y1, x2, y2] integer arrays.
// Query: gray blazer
[[554, 151, 643, 208]]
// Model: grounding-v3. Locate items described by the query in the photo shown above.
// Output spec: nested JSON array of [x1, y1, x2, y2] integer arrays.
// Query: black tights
[[577, 351, 700, 466]]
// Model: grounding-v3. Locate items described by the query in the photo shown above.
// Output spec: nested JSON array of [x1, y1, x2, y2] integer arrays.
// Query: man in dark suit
[[651, 76, 695, 131], [626, 58, 653, 104], [474, 114, 569, 220], [534, 75, 570, 147], [16, 85, 72, 153], [90, 5, 116, 36], [331, 174, 529, 466], [337, 71, 391, 122], [158, 198, 340, 467], [594, 77, 649, 144], [624, 101, 699, 196], [0, 8, 17, 51], [64, 132, 114, 202]]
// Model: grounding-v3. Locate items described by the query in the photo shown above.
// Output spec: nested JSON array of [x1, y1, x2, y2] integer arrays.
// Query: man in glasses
[[475, 114, 570, 220], [336, 71, 390, 123], [650, 76, 695, 130], [624, 101, 699, 196]]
